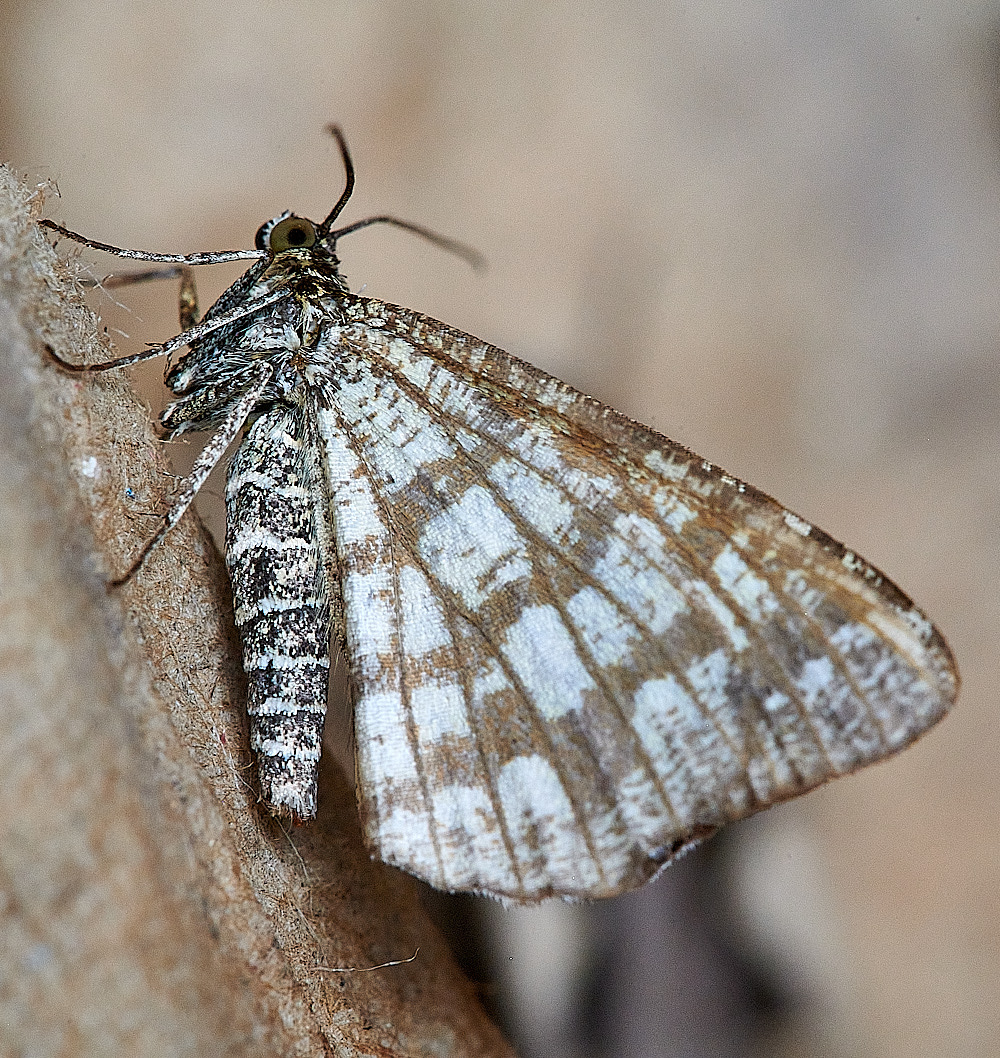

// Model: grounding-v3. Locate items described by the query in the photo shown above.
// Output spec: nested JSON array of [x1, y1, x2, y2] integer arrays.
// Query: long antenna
[[42, 126, 483, 272], [318, 125, 355, 232], [317, 126, 484, 270]]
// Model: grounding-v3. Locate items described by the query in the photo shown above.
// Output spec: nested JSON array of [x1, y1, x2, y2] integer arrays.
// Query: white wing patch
[[419, 486, 532, 609], [501, 605, 597, 720]]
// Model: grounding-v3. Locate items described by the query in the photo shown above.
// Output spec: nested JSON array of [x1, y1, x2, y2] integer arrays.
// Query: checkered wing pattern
[[314, 296, 956, 902]]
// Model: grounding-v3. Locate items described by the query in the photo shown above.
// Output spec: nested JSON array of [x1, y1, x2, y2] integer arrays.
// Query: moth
[[43, 127, 958, 903]]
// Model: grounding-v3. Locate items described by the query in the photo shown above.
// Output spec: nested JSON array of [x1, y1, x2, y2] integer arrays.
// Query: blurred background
[[2, 2, 996, 1055]]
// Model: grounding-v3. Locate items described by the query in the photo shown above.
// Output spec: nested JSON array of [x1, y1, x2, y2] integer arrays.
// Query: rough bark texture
[[0, 165, 514, 1058]]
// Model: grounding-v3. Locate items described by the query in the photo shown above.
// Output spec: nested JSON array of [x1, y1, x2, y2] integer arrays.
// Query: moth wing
[[312, 295, 956, 902]]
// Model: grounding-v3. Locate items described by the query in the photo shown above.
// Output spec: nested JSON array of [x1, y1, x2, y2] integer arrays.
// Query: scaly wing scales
[[311, 296, 955, 902]]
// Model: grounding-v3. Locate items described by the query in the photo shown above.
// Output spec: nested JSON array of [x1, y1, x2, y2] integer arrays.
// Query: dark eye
[[268, 216, 317, 252]]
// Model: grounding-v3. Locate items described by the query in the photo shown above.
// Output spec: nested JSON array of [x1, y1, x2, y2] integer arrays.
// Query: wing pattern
[[309, 296, 955, 901]]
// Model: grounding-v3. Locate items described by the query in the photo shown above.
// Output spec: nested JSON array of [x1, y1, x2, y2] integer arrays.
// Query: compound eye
[[268, 216, 317, 252]]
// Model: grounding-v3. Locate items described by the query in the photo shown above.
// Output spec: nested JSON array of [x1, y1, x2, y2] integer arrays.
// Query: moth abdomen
[[225, 406, 332, 820]]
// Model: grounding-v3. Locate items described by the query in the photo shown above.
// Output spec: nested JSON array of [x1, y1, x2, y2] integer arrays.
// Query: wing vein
[[355, 354, 752, 767], [319, 395, 449, 883], [365, 344, 858, 782], [433, 598, 527, 892], [729, 531, 892, 754], [532, 552, 686, 830], [395, 537, 612, 889]]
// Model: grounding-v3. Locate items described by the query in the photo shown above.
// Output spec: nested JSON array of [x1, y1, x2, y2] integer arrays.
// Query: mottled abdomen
[[225, 405, 331, 819]]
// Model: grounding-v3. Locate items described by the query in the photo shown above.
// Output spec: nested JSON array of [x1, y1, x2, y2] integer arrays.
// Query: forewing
[[314, 295, 957, 902]]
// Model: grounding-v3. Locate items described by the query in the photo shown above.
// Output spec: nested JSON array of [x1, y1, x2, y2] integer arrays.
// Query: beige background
[[1, 2, 997, 1056]]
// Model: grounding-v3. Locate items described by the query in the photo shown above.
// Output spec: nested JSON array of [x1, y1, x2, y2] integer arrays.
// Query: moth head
[[256, 212, 318, 254]]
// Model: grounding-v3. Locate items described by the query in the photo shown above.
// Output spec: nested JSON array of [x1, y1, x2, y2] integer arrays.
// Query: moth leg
[[178, 265, 199, 330], [109, 360, 275, 586], [101, 264, 199, 327], [47, 267, 193, 372], [94, 265, 187, 289]]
